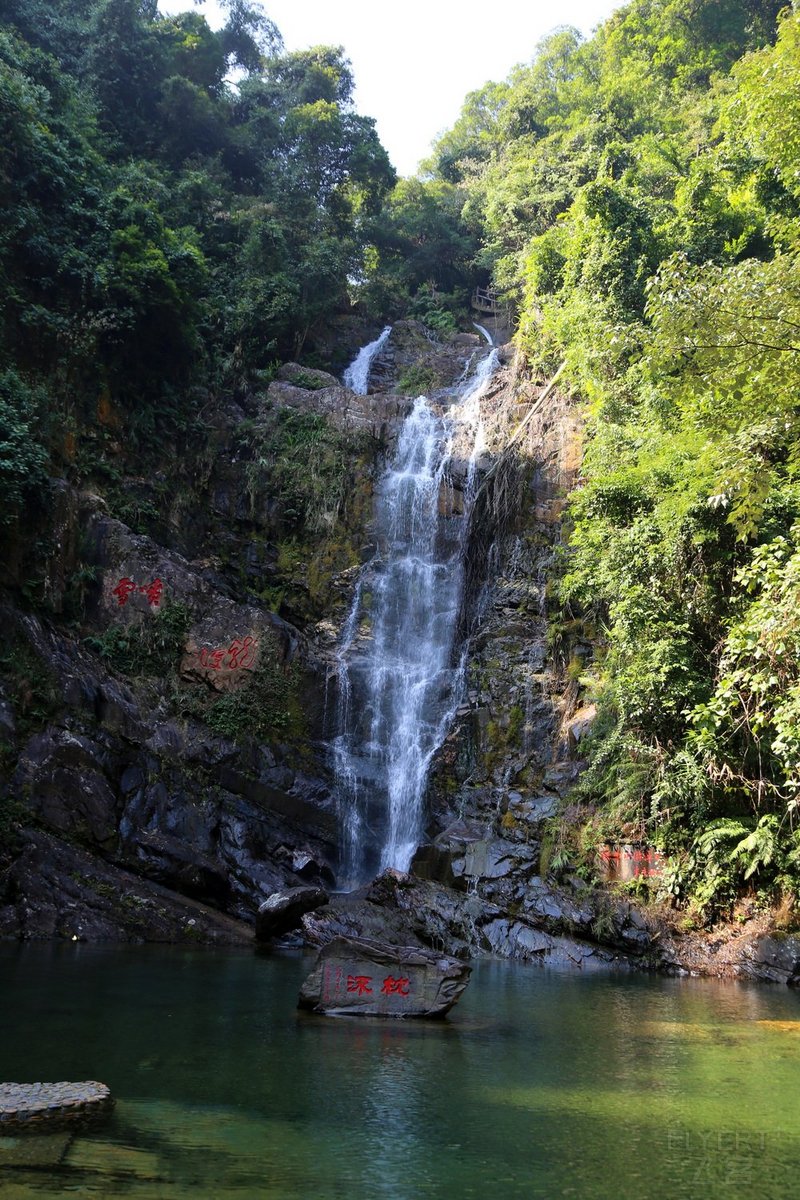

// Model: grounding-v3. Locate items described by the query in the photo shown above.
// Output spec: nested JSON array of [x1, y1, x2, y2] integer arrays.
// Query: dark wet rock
[[94, 677, 143, 739], [736, 932, 800, 985], [216, 765, 338, 847], [299, 868, 657, 979], [126, 831, 231, 905], [366, 321, 482, 398], [255, 885, 329, 941], [0, 830, 254, 944], [15, 730, 118, 851], [302, 870, 652, 974], [480, 918, 632, 971], [541, 761, 585, 796], [275, 845, 336, 888], [565, 703, 597, 746], [507, 793, 557, 824], [0, 595, 338, 937], [452, 837, 538, 884], [302, 878, 431, 952], [0, 686, 16, 737], [298, 935, 471, 1017]]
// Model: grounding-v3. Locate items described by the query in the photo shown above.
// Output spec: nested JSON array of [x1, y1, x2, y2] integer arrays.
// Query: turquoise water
[[1, 944, 799, 1198]]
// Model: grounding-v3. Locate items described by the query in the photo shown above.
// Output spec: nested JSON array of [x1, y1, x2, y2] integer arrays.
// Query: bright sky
[[158, 1, 623, 176]]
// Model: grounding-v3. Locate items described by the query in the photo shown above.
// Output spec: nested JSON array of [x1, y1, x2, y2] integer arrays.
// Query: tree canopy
[[424, 0, 800, 911]]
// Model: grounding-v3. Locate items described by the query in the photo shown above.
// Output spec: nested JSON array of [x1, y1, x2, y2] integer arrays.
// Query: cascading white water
[[331, 347, 498, 887], [472, 322, 494, 346], [343, 326, 392, 395]]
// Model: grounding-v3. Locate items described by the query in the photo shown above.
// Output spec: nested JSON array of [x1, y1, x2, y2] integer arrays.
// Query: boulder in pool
[[298, 936, 471, 1018]]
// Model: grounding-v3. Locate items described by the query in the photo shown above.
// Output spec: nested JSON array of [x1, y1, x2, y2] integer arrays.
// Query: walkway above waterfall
[[470, 289, 513, 344]]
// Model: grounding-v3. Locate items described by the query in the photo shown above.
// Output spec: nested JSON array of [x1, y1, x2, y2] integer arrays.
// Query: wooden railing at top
[[471, 287, 505, 315]]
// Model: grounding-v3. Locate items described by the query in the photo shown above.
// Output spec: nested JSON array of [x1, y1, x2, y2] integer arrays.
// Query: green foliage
[[723, 7, 800, 202], [0, 635, 60, 739], [175, 656, 306, 747], [0, 370, 48, 525], [84, 602, 191, 678], [0, 0, 398, 491], [396, 364, 439, 397], [245, 406, 371, 533], [687, 814, 800, 913], [408, 285, 460, 336], [424, 0, 797, 910], [688, 528, 800, 799], [361, 177, 479, 317]]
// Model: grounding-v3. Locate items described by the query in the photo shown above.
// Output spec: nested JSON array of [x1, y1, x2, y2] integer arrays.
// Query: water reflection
[[1, 946, 799, 1198]]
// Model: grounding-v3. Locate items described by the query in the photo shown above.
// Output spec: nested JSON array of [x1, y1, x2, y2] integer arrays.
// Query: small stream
[[1, 945, 799, 1198]]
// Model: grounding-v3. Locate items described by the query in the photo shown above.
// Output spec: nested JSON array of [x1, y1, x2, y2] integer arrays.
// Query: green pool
[[1, 944, 798, 1198]]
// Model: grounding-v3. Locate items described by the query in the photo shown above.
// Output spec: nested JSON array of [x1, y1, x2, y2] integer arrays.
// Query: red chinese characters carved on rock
[[112, 577, 164, 608], [346, 975, 373, 995], [197, 636, 257, 672], [380, 976, 411, 996], [342, 974, 412, 998]]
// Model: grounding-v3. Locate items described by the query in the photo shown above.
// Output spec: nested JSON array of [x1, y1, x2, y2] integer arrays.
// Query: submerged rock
[[255, 885, 329, 941], [298, 936, 471, 1018]]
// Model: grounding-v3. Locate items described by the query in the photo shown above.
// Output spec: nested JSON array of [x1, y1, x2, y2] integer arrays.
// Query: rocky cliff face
[[3, 322, 796, 985], [299, 349, 632, 971], [290, 342, 800, 987], [0, 323, 487, 943]]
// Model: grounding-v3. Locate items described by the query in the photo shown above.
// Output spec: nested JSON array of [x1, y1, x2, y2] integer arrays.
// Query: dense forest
[[2, 0, 800, 927], [426, 0, 800, 916]]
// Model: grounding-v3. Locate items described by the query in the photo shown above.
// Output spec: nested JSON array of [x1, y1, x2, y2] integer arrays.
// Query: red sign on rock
[[600, 843, 663, 882], [112, 577, 164, 608], [194, 636, 257, 672], [344, 974, 411, 997], [299, 937, 471, 1018]]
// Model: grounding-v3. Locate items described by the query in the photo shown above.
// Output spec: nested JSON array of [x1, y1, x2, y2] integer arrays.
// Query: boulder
[[738, 933, 800, 985], [298, 936, 471, 1018], [276, 363, 339, 389], [255, 885, 329, 941], [265, 380, 411, 441]]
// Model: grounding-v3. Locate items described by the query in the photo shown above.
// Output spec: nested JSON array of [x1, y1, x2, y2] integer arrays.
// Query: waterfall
[[343, 326, 392, 395], [473, 322, 494, 346], [331, 347, 498, 888]]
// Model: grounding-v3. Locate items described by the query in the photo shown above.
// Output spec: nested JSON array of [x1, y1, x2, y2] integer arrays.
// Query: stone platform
[[0, 1082, 113, 1131]]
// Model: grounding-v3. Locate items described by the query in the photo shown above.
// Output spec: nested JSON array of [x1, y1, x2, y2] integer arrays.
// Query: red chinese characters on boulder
[[142, 578, 164, 607], [112, 578, 136, 607], [347, 975, 373, 995], [599, 843, 663, 882], [226, 637, 257, 669], [381, 975, 411, 997], [301, 938, 471, 1017], [112, 577, 164, 608], [340, 973, 412, 999], [196, 636, 257, 672], [198, 647, 225, 671]]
